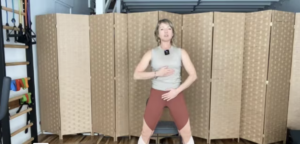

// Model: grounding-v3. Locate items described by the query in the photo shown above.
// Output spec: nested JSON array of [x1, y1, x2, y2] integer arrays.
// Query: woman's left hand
[[162, 89, 179, 101]]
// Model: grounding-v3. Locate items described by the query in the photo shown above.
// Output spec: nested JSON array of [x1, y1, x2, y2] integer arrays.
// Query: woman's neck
[[160, 42, 171, 50]]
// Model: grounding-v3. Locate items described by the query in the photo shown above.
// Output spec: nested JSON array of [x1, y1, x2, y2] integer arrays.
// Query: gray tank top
[[151, 46, 182, 91]]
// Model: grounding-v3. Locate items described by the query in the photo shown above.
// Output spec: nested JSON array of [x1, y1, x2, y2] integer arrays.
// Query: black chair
[[0, 77, 12, 144], [0, 77, 11, 121], [146, 98, 182, 144]]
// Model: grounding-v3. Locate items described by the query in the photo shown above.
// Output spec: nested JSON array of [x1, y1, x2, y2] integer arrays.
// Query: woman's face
[[158, 23, 173, 43]]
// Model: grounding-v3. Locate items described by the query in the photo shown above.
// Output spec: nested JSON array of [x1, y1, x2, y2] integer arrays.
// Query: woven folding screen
[[56, 14, 92, 136], [210, 12, 245, 140], [114, 13, 130, 138], [36, 14, 61, 136], [37, 14, 91, 138], [182, 12, 213, 140], [264, 10, 294, 144], [35, 10, 296, 143], [240, 11, 272, 144], [128, 11, 158, 136], [288, 13, 300, 130], [90, 13, 115, 138], [241, 10, 295, 144]]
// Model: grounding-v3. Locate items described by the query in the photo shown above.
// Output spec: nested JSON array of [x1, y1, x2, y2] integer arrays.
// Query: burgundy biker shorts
[[144, 88, 189, 131]]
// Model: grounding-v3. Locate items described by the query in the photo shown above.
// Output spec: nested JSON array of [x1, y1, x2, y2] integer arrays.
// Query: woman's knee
[[141, 128, 153, 138], [141, 118, 154, 138], [179, 125, 192, 136], [179, 127, 192, 144], [178, 119, 192, 141], [140, 124, 153, 144]]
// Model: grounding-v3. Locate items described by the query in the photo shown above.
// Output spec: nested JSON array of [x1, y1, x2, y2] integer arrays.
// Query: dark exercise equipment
[[16, 93, 32, 134], [5, 0, 21, 42], [0, 77, 12, 144], [5, 0, 9, 42], [17, 0, 36, 44], [5, 0, 36, 44], [0, 77, 11, 120]]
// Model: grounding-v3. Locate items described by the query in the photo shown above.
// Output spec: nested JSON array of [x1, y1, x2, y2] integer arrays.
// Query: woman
[[134, 19, 197, 144]]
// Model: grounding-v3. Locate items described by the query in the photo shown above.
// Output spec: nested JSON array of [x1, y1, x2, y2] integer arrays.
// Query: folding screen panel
[[241, 11, 272, 144], [128, 11, 158, 136], [56, 14, 91, 136], [264, 10, 294, 144], [288, 13, 300, 130], [241, 10, 295, 144], [114, 13, 130, 138], [90, 14, 115, 137], [210, 12, 245, 140], [36, 14, 61, 136], [182, 12, 213, 140], [158, 11, 183, 121]]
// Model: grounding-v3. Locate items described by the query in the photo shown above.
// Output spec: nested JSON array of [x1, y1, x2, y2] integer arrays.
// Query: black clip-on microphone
[[164, 50, 170, 55]]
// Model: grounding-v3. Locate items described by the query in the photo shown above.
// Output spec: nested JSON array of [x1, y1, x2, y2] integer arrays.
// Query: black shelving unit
[[0, 0, 38, 143]]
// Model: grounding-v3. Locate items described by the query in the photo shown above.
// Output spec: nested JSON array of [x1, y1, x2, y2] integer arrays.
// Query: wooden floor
[[38, 134, 284, 144]]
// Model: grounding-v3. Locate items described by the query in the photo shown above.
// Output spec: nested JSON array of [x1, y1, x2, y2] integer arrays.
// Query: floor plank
[[62, 135, 85, 144], [99, 136, 110, 144], [80, 135, 102, 144], [38, 134, 285, 144], [96, 136, 104, 144], [118, 138, 125, 144], [38, 134, 49, 142], [48, 136, 62, 144], [41, 135, 57, 143], [125, 137, 131, 144], [128, 136, 138, 144]]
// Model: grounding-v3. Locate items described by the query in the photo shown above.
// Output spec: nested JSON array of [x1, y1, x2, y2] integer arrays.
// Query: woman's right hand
[[156, 66, 174, 77]]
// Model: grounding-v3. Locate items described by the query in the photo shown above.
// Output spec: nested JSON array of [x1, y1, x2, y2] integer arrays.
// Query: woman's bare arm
[[133, 50, 155, 80], [175, 49, 197, 93]]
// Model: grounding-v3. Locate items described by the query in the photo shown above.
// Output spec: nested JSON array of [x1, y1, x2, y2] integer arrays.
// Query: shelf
[[10, 108, 32, 120], [6, 62, 29, 66], [11, 123, 33, 137], [4, 44, 28, 49], [9, 95, 23, 102], [9, 92, 31, 110], [3, 25, 22, 31], [9, 101, 20, 110], [9, 92, 31, 102], [23, 77, 31, 80], [23, 137, 34, 144], [12, 77, 30, 81], [1, 6, 25, 15]]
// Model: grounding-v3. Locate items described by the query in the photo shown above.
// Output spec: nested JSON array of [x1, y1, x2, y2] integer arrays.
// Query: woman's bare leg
[[178, 119, 194, 144], [138, 89, 166, 144], [167, 92, 194, 144], [138, 118, 154, 144]]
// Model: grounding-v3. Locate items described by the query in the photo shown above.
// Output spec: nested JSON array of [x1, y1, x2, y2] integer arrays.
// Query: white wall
[[1, 0, 90, 143], [96, 0, 105, 14]]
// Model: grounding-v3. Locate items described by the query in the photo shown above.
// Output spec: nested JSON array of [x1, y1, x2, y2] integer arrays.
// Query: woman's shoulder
[[152, 46, 160, 50], [172, 46, 183, 53], [172, 46, 189, 58], [172, 45, 182, 49], [173, 46, 187, 51], [145, 46, 159, 56], [149, 46, 160, 53]]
